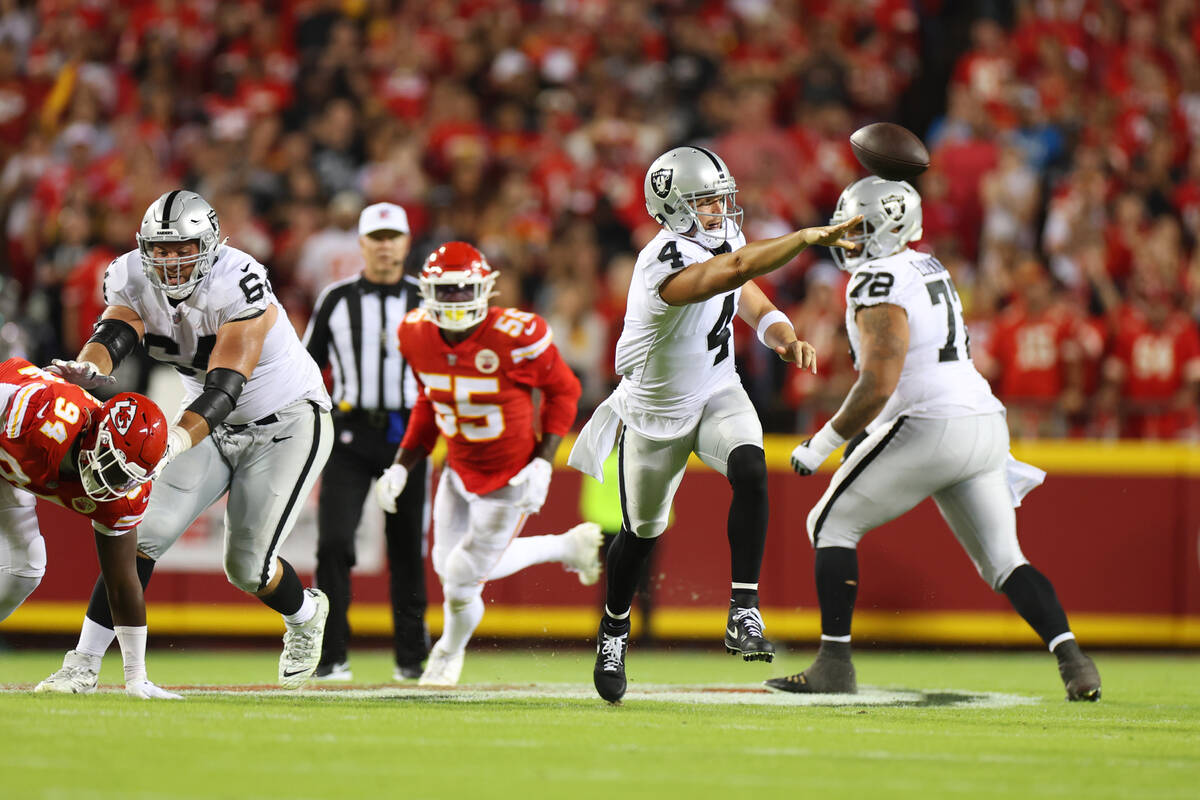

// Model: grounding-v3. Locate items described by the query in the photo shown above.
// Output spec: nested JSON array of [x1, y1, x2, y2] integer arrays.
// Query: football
[[849, 122, 931, 181]]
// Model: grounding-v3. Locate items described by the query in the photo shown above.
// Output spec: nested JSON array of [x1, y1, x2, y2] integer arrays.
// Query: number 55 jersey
[[845, 248, 1002, 432], [398, 306, 581, 495], [103, 244, 328, 423]]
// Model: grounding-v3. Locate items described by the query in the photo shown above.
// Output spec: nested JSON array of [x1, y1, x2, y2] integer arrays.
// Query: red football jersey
[[987, 305, 1079, 401], [0, 358, 150, 534], [1107, 310, 1200, 401], [399, 306, 582, 495]]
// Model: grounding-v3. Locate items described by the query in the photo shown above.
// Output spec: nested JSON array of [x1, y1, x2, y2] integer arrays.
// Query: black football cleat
[[724, 601, 775, 663], [764, 641, 857, 694], [593, 617, 630, 704], [1055, 641, 1101, 702]]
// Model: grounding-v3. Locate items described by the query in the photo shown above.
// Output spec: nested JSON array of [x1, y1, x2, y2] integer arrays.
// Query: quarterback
[[38, 190, 334, 692], [0, 358, 176, 698], [768, 176, 1101, 701], [569, 145, 861, 703], [375, 241, 601, 686]]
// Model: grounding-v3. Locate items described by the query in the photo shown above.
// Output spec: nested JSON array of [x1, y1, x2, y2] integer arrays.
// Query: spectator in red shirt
[[986, 256, 1085, 438], [1100, 274, 1200, 439]]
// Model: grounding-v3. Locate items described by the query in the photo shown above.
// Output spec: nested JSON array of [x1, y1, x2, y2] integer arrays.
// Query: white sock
[[284, 592, 316, 626], [486, 535, 569, 581], [439, 596, 484, 653], [821, 634, 852, 643], [77, 615, 117, 657]]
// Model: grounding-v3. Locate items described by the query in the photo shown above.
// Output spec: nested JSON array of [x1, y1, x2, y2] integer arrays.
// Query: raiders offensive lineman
[[569, 145, 861, 703], [38, 190, 334, 692], [766, 177, 1101, 701]]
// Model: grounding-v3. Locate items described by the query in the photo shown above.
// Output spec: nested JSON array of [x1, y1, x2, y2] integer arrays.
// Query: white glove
[[46, 359, 116, 388], [125, 678, 183, 700], [790, 423, 846, 476], [375, 464, 409, 514], [157, 425, 192, 475], [508, 457, 553, 514]]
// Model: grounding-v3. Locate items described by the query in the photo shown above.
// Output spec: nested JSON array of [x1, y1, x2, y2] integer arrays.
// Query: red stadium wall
[[5, 439, 1200, 647]]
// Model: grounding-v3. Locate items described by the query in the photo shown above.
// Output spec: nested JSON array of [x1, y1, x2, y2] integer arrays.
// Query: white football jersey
[[613, 226, 747, 437], [104, 245, 330, 424], [845, 248, 1003, 431]]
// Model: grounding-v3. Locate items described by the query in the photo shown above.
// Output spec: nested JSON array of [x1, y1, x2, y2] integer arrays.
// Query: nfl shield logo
[[650, 168, 673, 199]]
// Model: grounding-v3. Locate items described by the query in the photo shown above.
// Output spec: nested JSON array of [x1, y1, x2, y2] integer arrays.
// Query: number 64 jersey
[[846, 249, 1002, 432], [398, 306, 581, 496], [103, 244, 328, 424]]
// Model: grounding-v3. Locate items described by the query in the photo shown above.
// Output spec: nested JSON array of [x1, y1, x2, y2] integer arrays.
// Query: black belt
[[224, 413, 279, 433]]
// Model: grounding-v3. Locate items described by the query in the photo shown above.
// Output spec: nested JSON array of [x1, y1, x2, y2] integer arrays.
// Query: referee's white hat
[[358, 202, 410, 236]]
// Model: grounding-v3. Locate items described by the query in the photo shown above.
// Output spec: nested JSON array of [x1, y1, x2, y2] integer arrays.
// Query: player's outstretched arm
[[376, 393, 437, 514], [738, 281, 816, 374], [791, 303, 908, 475], [49, 306, 146, 387], [659, 215, 863, 306]]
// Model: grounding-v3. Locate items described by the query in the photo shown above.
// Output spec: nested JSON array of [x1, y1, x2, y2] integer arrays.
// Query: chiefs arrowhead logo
[[651, 168, 673, 199], [475, 349, 499, 374], [108, 398, 137, 436], [72, 497, 97, 514]]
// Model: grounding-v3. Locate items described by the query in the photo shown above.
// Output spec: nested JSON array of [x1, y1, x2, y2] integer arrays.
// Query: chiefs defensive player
[[374, 242, 600, 686], [0, 358, 177, 698]]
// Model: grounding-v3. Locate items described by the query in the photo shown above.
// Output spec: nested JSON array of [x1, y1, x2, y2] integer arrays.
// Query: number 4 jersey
[[103, 245, 328, 424], [846, 249, 1002, 431], [398, 306, 581, 495], [613, 227, 747, 438], [0, 358, 149, 534]]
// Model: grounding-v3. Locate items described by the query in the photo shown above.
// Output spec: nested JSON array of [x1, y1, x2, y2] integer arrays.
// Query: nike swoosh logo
[[241, 263, 251, 273], [524, 322, 537, 335], [726, 626, 738, 638], [272, 436, 293, 443], [282, 668, 309, 677]]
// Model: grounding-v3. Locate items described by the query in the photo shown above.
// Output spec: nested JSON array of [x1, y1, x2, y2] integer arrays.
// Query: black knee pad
[[726, 444, 767, 489]]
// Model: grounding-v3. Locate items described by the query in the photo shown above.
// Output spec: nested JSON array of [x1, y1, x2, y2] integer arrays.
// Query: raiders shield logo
[[72, 497, 97, 514], [108, 399, 137, 436], [881, 193, 907, 220], [650, 168, 673, 199], [475, 349, 500, 374]]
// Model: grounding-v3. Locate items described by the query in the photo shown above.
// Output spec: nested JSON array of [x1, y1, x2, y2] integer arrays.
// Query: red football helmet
[[419, 242, 497, 331], [77, 393, 169, 501]]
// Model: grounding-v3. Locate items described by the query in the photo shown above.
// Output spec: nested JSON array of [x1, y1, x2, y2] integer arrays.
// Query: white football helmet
[[136, 190, 224, 299], [644, 146, 743, 249], [829, 177, 923, 271]]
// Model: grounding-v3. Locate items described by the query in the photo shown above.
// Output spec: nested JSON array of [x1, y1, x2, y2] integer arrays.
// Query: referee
[[303, 202, 430, 681]]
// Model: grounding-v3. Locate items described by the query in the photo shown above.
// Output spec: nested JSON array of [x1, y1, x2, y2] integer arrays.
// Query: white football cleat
[[418, 641, 464, 687], [279, 588, 329, 689], [35, 650, 101, 694], [312, 661, 353, 682], [563, 522, 604, 586]]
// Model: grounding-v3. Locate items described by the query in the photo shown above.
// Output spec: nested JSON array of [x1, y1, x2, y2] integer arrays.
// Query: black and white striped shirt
[[302, 274, 420, 412]]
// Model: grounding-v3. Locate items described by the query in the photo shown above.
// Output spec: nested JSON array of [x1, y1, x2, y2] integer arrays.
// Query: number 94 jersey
[[398, 307, 581, 495], [846, 249, 1002, 431], [103, 245, 329, 424], [614, 228, 747, 436], [0, 358, 149, 534]]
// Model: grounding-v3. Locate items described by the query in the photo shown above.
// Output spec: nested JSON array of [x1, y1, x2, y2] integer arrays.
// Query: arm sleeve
[[506, 315, 582, 436], [399, 390, 440, 453]]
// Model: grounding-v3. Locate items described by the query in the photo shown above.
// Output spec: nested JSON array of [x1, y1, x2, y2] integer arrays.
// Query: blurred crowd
[[1, 0, 1198, 439]]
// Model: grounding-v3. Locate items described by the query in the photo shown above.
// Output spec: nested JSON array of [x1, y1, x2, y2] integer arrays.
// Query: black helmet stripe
[[160, 190, 181, 230], [692, 146, 725, 177]]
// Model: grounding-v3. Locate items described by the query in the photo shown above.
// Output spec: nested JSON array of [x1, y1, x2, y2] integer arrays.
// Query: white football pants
[[807, 412, 1028, 590], [618, 382, 763, 539], [0, 480, 46, 620]]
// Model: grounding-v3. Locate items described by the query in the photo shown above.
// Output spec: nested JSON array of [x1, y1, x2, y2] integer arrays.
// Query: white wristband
[[164, 425, 192, 462], [807, 422, 847, 461], [756, 310, 792, 346], [115, 625, 148, 683]]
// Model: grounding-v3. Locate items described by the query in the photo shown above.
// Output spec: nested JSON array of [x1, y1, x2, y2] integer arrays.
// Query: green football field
[[0, 646, 1196, 799]]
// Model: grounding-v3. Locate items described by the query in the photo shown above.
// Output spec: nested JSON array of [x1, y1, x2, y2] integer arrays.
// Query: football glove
[[125, 678, 183, 700], [375, 464, 409, 514], [507, 457, 553, 514], [46, 359, 116, 388], [790, 423, 847, 476]]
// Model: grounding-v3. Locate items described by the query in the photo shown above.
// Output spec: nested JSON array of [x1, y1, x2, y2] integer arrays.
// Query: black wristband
[[186, 368, 247, 430], [86, 318, 140, 369]]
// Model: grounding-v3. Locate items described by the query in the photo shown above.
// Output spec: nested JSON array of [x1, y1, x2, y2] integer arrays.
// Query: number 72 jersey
[[845, 249, 1002, 431]]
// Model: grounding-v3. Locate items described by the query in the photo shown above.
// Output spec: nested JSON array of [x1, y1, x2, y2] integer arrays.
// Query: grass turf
[[0, 646, 1196, 799]]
